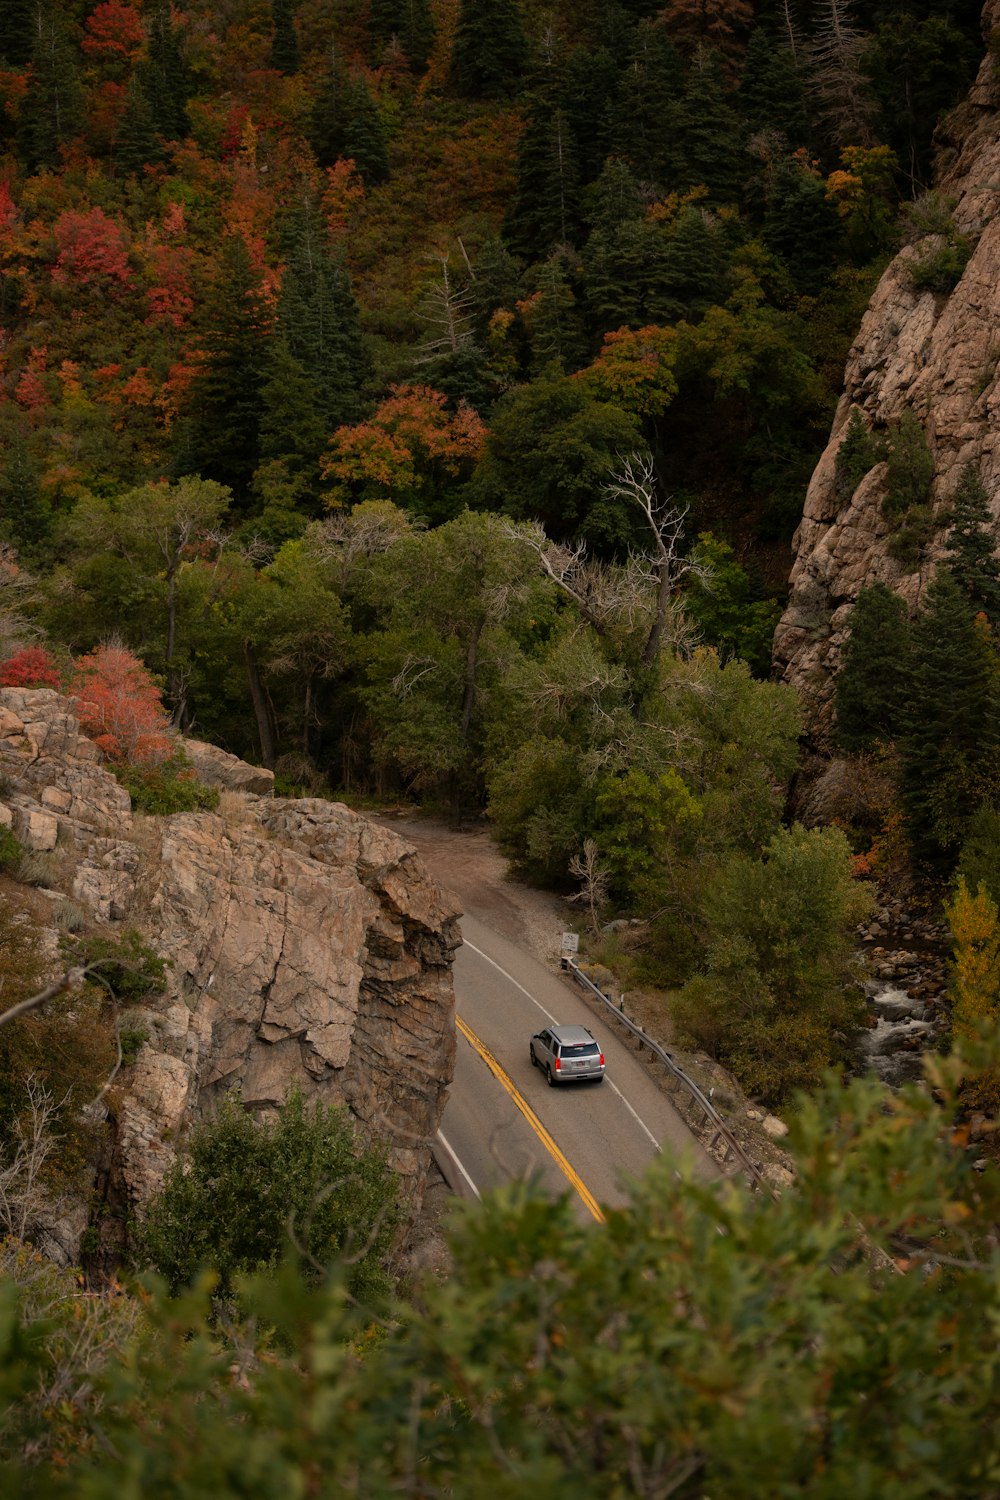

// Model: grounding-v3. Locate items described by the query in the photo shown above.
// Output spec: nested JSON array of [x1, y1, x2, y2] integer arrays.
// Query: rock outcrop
[[1, 688, 460, 1233], [773, 2, 1000, 738]]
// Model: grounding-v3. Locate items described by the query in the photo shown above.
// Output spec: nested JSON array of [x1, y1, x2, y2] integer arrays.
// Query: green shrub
[[0, 825, 21, 873], [886, 502, 935, 568], [908, 239, 970, 293], [956, 803, 1000, 908], [66, 927, 167, 1004], [118, 1018, 150, 1065], [133, 1090, 401, 1307], [835, 407, 885, 502], [115, 753, 219, 815], [882, 409, 934, 519], [671, 824, 873, 1103]]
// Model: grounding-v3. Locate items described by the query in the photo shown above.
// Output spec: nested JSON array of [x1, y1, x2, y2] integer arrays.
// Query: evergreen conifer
[[834, 581, 911, 753], [115, 72, 160, 175], [449, 0, 528, 98], [270, 0, 300, 74], [737, 29, 810, 150], [16, 4, 85, 173], [0, 0, 36, 67], [184, 237, 273, 500], [672, 48, 740, 202], [342, 76, 390, 186], [369, 0, 435, 72], [0, 429, 50, 557], [503, 99, 582, 258], [141, 0, 191, 142], [763, 156, 841, 293], [899, 569, 1000, 866], [943, 460, 1000, 623]]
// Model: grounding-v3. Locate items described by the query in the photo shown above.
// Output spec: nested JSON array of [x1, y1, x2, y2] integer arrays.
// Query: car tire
[[546, 1065, 556, 1087], [529, 1046, 537, 1068]]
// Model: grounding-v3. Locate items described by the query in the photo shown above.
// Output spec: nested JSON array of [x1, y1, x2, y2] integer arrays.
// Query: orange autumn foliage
[[72, 644, 172, 764]]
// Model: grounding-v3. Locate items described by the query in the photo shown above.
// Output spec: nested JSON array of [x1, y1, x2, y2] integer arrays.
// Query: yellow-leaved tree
[[946, 875, 1000, 1111]]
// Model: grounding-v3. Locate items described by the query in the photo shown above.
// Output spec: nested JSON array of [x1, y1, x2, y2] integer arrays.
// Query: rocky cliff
[[0, 687, 460, 1252], [773, 1, 1000, 739]]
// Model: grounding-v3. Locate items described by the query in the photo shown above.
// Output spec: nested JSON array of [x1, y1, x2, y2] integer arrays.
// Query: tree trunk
[[243, 638, 276, 768]]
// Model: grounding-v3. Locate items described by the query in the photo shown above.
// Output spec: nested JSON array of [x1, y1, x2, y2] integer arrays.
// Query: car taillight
[[555, 1056, 561, 1070], [599, 1054, 605, 1066]]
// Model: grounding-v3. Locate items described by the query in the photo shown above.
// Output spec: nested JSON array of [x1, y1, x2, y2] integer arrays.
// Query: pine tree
[[649, 205, 726, 324], [115, 71, 160, 175], [309, 49, 350, 168], [141, 0, 191, 142], [369, 0, 435, 72], [503, 99, 582, 258], [270, 0, 300, 74], [834, 581, 911, 753], [276, 204, 370, 431], [184, 237, 273, 501], [469, 235, 522, 339], [449, 0, 527, 98], [257, 335, 327, 480], [518, 252, 587, 376], [342, 76, 390, 186], [899, 570, 1000, 866], [608, 22, 685, 189], [560, 45, 618, 184], [763, 155, 842, 293], [0, 0, 36, 67], [672, 47, 740, 202], [0, 428, 50, 557], [310, 58, 389, 186], [834, 406, 883, 502], [16, 3, 85, 173], [737, 28, 810, 150], [943, 461, 1000, 624]]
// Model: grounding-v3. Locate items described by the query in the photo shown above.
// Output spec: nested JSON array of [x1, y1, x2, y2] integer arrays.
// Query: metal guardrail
[[562, 957, 777, 1198]]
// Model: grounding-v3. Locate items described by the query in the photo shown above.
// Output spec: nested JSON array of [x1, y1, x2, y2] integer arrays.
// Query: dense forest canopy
[[0, 0, 985, 771]]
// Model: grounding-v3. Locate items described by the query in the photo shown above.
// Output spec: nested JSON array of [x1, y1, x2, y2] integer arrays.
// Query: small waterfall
[[858, 984, 941, 1086]]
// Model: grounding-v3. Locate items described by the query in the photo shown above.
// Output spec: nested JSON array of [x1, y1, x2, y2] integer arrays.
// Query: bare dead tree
[[0, 1076, 66, 1241], [415, 253, 475, 365], [502, 520, 651, 637], [309, 507, 413, 593], [602, 452, 711, 667], [808, 0, 876, 148], [779, 0, 804, 63], [567, 838, 609, 938]]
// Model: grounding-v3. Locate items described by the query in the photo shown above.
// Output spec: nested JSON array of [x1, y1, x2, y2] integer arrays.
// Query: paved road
[[439, 912, 716, 1222]]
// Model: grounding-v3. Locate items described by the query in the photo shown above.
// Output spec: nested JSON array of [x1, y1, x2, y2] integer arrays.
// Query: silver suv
[[530, 1024, 605, 1086]]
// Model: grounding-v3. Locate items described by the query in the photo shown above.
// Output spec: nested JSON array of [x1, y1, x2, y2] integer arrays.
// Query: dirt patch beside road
[[375, 813, 571, 967]]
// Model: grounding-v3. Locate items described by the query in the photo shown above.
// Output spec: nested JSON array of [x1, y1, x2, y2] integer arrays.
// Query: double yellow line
[[455, 1014, 606, 1223]]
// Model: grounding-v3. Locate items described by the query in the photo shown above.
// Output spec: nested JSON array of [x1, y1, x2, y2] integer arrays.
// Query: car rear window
[[560, 1042, 600, 1057]]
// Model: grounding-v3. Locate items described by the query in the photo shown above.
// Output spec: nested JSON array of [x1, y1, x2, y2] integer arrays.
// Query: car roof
[[549, 1024, 595, 1043]]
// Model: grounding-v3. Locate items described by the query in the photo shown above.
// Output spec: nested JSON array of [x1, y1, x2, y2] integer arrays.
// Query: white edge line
[[435, 1128, 481, 1199], [462, 939, 662, 1154]]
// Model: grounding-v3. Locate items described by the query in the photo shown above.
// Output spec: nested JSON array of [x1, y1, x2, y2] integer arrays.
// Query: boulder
[[179, 736, 275, 795]]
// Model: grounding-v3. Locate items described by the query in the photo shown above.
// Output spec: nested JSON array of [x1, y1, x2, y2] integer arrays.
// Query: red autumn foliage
[[0, 646, 61, 689], [52, 207, 133, 291], [0, 180, 17, 234], [72, 644, 172, 764], [15, 347, 49, 414], [82, 1, 146, 63], [145, 242, 195, 327]]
